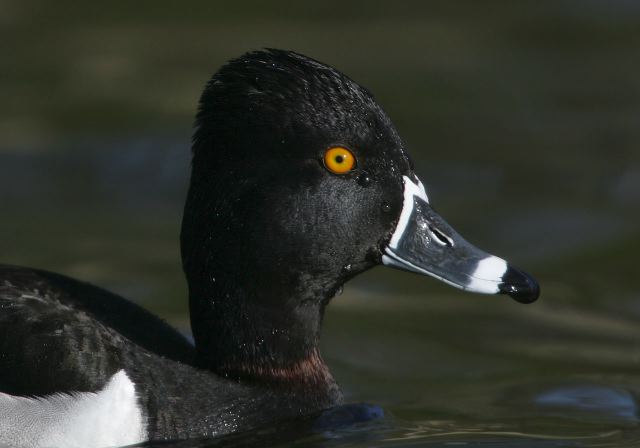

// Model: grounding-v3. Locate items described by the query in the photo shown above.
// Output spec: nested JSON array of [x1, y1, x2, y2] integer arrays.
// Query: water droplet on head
[[357, 172, 372, 187], [381, 202, 391, 213], [342, 264, 352, 272]]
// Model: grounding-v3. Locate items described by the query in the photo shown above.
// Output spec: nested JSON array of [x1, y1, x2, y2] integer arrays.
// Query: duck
[[0, 48, 539, 447]]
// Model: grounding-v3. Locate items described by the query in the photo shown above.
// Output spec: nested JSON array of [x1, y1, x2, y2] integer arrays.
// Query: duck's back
[[0, 264, 335, 443], [0, 264, 195, 397]]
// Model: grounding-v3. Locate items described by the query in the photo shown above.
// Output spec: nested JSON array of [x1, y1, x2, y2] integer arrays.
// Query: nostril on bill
[[428, 225, 454, 247]]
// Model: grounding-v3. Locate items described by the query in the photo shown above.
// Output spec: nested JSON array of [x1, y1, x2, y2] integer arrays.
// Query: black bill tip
[[499, 266, 540, 304]]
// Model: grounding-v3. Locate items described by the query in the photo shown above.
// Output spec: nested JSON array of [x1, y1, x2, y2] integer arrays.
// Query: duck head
[[181, 49, 539, 390]]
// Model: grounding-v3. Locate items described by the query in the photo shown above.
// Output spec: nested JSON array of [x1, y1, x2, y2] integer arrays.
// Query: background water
[[2, 1, 640, 446]]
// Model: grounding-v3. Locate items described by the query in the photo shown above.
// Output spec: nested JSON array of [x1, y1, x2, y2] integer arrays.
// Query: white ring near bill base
[[387, 175, 428, 250]]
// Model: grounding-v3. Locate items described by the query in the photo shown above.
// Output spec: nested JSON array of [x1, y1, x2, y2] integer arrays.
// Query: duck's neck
[[188, 278, 339, 395], [180, 161, 345, 401]]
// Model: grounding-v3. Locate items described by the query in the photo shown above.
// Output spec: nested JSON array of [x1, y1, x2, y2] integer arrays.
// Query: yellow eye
[[323, 146, 356, 174]]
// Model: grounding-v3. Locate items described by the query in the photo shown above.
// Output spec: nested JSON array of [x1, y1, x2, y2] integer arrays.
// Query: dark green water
[[2, 1, 640, 446]]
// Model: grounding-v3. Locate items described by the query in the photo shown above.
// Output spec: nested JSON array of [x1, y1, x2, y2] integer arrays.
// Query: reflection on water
[[535, 386, 637, 422], [2, 0, 640, 446]]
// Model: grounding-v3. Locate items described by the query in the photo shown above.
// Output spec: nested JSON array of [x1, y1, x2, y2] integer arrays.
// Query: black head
[[183, 49, 408, 296], [180, 49, 539, 386]]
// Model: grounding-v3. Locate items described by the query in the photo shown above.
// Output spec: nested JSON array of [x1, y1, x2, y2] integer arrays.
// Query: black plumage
[[0, 49, 408, 440]]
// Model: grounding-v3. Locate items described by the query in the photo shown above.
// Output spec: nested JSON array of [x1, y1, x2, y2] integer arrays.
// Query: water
[[2, 0, 640, 446]]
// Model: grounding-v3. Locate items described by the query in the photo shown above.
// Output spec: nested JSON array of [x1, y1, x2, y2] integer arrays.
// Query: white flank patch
[[0, 370, 147, 448], [388, 175, 429, 250], [466, 255, 508, 294]]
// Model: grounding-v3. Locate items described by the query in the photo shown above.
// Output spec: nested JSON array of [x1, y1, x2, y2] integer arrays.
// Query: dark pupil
[[335, 155, 344, 164]]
